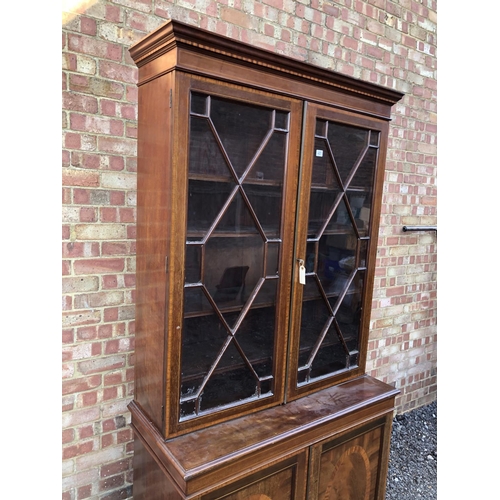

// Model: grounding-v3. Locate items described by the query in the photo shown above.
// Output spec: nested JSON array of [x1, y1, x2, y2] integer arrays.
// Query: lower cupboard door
[[202, 452, 307, 500], [315, 422, 387, 500]]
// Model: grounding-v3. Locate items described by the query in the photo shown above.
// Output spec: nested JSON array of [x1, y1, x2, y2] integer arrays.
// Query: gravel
[[386, 401, 437, 499]]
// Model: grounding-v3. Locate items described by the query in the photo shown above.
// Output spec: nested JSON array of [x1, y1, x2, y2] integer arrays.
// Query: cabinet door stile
[[164, 71, 193, 436]]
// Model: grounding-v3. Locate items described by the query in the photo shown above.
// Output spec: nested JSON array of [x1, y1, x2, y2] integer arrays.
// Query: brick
[[221, 7, 254, 29], [63, 276, 99, 294], [78, 355, 127, 375], [74, 291, 125, 309], [74, 258, 125, 274], [63, 310, 102, 328], [62, 468, 99, 492], [63, 242, 100, 258], [99, 61, 138, 84], [69, 74, 125, 99], [98, 136, 137, 156], [63, 92, 98, 113], [75, 225, 127, 240], [63, 168, 100, 187]]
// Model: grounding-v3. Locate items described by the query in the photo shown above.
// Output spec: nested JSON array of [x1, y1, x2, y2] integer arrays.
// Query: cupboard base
[[129, 375, 398, 500]]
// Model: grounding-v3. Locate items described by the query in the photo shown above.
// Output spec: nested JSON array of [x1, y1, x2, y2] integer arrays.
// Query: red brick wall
[[62, 1, 437, 498]]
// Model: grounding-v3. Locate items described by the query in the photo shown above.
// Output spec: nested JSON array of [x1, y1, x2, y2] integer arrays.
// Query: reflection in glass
[[347, 147, 378, 236], [335, 270, 365, 352], [205, 235, 263, 311]]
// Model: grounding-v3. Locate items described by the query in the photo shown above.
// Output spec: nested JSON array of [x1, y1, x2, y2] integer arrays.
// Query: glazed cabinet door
[[166, 74, 303, 436], [287, 103, 389, 401]]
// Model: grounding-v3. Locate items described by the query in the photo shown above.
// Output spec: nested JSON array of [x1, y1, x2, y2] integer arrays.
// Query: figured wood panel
[[214, 469, 294, 500], [317, 425, 383, 500], [201, 452, 307, 500]]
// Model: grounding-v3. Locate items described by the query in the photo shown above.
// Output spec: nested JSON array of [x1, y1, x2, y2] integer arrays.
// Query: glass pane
[[187, 180, 236, 240], [214, 189, 261, 235], [252, 277, 277, 310], [311, 138, 334, 185], [183, 285, 213, 317], [298, 284, 331, 367], [309, 324, 348, 379], [205, 236, 264, 311], [185, 244, 202, 283], [348, 147, 377, 190], [235, 303, 276, 379], [210, 96, 272, 178], [191, 92, 207, 115], [327, 122, 368, 184], [305, 240, 317, 273], [199, 340, 258, 412], [265, 242, 280, 277], [189, 116, 232, 178], [316, 119, 327, 137], [247, 130, 287, 182], [308, 137, 341, 238], [359, 239, 369, 268], [317, 231, 356, 299], [335, 270, 365, 352], [181, 291, 228, 389], [349, 352, 359, 367], [347, 147, 377, 236], [369, 130, 380, 146], [244, 184, 282, 238], [275, 110, 289, 130]]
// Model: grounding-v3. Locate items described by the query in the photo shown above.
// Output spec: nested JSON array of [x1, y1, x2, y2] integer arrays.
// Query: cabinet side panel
[[132, 434, 182, 500], [135, 72, 173, 429]]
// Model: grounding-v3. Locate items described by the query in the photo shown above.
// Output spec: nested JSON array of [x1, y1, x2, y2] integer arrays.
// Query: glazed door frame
[[165, 72, 303, 437], [286, 102, 390, 402]]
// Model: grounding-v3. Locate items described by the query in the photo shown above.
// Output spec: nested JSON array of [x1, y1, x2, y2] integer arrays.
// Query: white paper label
[[315, 149, 323, 157], [299, 264, 306, 285]]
